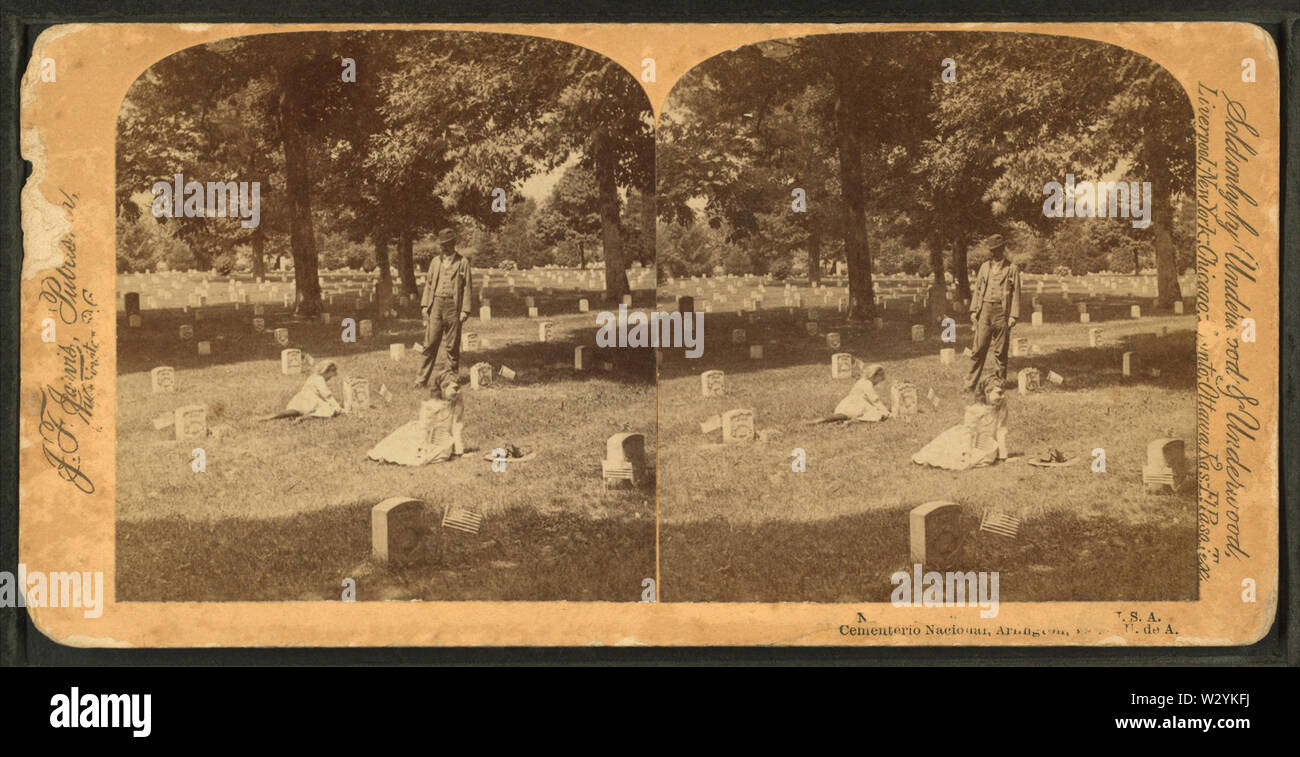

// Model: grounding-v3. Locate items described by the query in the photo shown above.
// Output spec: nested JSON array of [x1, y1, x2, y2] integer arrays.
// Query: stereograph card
[[18, 22, 1279, 646]]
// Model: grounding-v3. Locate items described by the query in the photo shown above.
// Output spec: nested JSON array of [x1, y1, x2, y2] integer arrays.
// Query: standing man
[[415, 226, 473, 389], [965, 233, 1022, 393]]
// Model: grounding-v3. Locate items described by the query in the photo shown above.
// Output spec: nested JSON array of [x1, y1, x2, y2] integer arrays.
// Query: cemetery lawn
[[116, 290, 656, 602], [656, 293, 1199, 603]]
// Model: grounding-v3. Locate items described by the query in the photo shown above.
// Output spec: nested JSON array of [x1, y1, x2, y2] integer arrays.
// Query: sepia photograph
[[655, 32, 1200, 603], [112, 31, 657, 602]]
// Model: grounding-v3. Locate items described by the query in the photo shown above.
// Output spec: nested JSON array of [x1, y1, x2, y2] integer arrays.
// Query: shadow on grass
[[118, 497, 655, 602], [660, 505, 1198, 603]]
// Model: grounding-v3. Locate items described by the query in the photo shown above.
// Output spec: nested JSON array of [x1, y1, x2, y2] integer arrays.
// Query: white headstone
[[537, 321, 553, 342], [173, 404, 207, 442], [281, 348, 303, 374], [940, 347, 956, 365], [749, 344, 763, 360], [721, 409, 755, 443], [150, 366, 175, 393], [700, 370, 726, 397], [1017, 367, 1041, 394], [371, 497, 425, 564], [909, 501, 962, 566], [891, 382, 919, 419], [831, 353, 853, 379], [197, 341, 211, 355], [470, 362, 493, 389], [343, 377, 370, 412], [1089, 328, 1103, 347], [178, 324, 194, 340], [389, 343, 404, 361]]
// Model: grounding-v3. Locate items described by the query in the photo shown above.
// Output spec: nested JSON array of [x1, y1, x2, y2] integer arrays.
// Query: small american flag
[[980, 508, 1020, 539], [442, 505, 483, 534]]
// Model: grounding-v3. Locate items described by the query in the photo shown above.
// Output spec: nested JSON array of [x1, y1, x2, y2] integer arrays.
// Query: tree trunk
[[640, 188, 656, 267], [834, 78, 875, 321], [277, 65, 323, 317], [577, 240, 585, 269], [251, 228, 266, 280], [1153, 192, 1183, 309], [397, 230, 418, 298], [594, 130, 629, 303], [807, 230, 821, 286], [953, 235, 971, 303], [374, 235, 393, 316]]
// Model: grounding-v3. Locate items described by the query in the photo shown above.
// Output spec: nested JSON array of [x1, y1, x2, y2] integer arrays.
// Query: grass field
[[116, 286, 656, 602], [654, 290, 1199, 603]]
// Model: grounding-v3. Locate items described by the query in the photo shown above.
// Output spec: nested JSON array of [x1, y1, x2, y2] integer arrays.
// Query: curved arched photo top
[[657, 31, 1193, 313], [115, 30, 654, 311]]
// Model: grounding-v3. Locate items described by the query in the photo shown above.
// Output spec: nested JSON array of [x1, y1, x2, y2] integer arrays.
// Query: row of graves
[[655, 269, 1194, 377], [907, 435, 1190, 566], [367, 429, 652, 565]]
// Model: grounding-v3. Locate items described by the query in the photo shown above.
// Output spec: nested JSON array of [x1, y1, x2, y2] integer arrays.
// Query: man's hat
[[434, 227, 459, 246], [985, 233, 1006, 252]]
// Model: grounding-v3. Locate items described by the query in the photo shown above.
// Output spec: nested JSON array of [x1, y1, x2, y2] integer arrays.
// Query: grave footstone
[[1173, 301, 1185, 315], [197, 341, 211, 356], [579, 298, 589, 313], [721, 409, 755, 443], [1031, 311, 1043, 327], [749, 345, 763, 360], [574, 345, 590, 371], [389, 343, 405, 362], [1131, 305, 1142, 319], [911, 325, 925, 342], [371, 497, 426, 564], [1080, 312, 1091, 324], [909, 501, 963, 567], [940, 347, 956, 365], [499, 365, 517, 381], [150, 366, 176, 393], [128, 314, 142, 328], [1047, 370, 1064, 385]]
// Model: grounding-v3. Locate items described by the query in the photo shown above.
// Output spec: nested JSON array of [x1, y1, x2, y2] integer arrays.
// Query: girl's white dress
[[286, 374, 342, 418], [834, 378, 891, 422], [912, 403, 1007, 470]]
